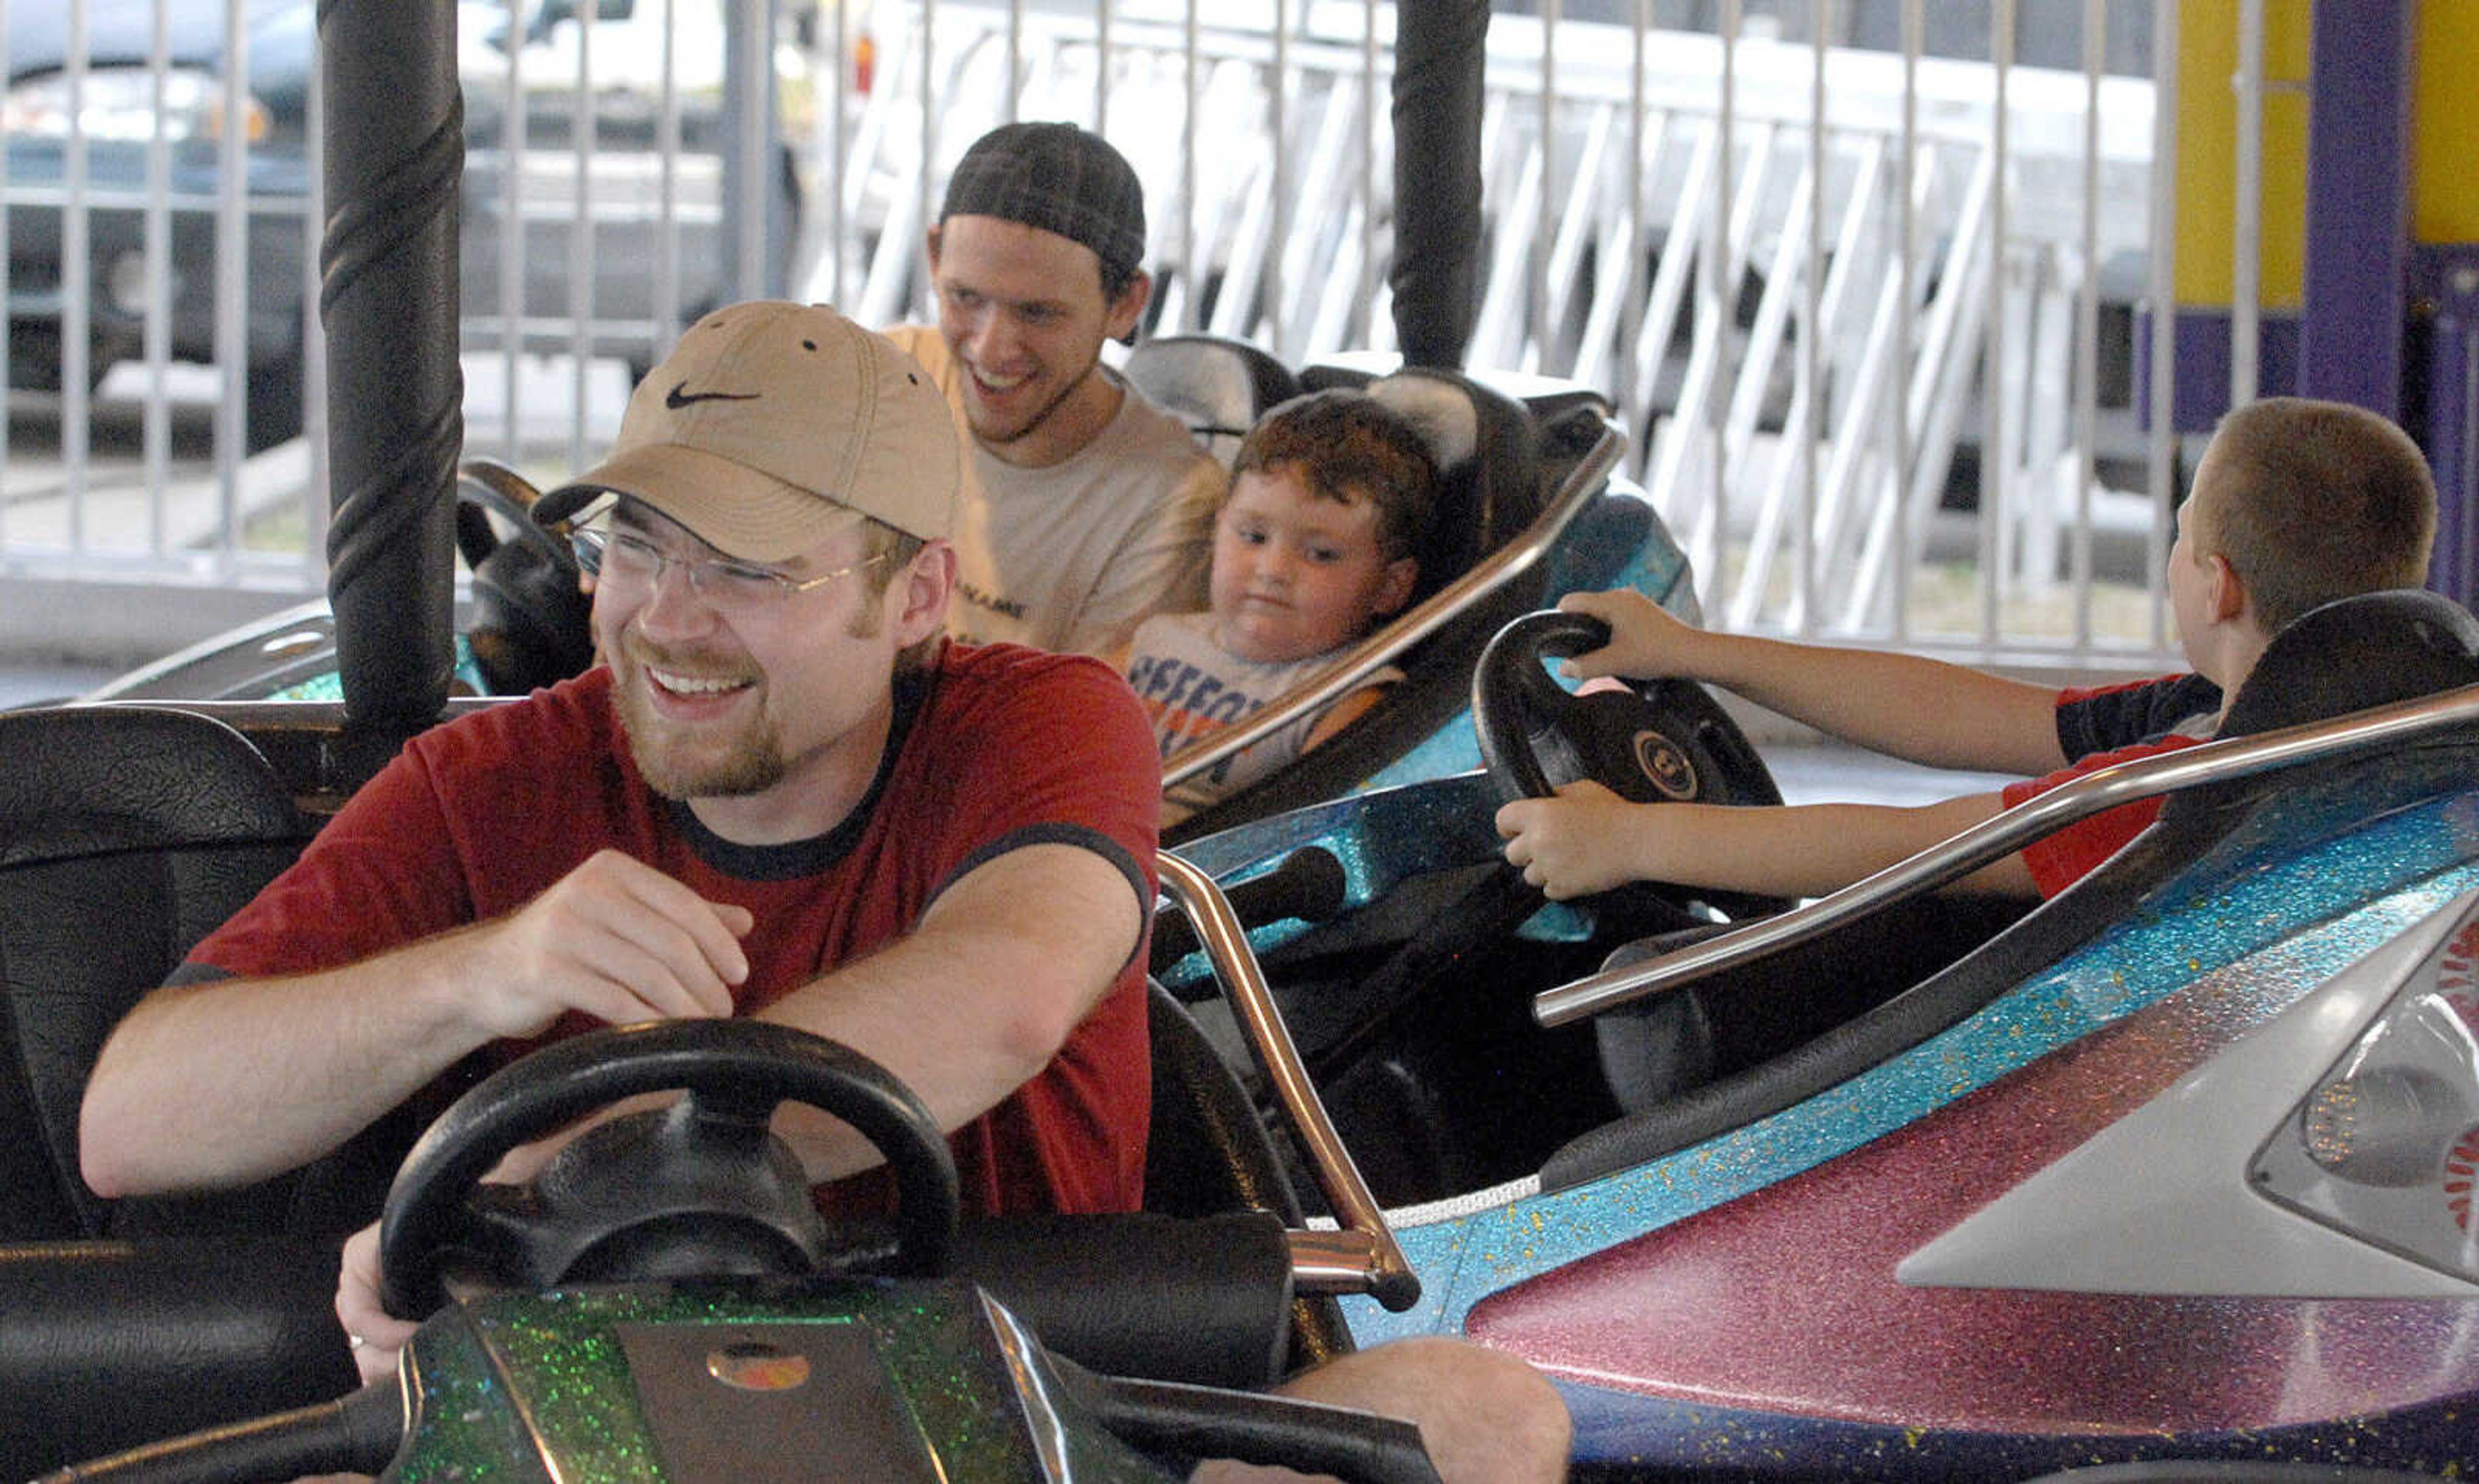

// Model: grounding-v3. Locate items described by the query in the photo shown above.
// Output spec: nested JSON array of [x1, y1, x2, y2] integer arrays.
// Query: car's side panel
[[1335, 775, 2479, 1470]]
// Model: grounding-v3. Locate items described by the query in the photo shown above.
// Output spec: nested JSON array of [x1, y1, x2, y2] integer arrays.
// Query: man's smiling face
[[594, 501, 903, 818], [926, 214, 1147, 468]]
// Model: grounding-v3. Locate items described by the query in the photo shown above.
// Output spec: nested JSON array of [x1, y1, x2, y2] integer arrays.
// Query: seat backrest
[[1363, 367, 1544, 605], [2222, 587, 2479, 735], [1121, 334, 1304, 469], [2162, 588, 2479, 823], [0, 706, 311, 1240]]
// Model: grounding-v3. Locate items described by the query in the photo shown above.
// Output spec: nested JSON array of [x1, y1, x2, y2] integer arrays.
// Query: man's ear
[[1105, 268, 1152, 346], [923, 223, 944, 272], [891, 542, 958, 647]]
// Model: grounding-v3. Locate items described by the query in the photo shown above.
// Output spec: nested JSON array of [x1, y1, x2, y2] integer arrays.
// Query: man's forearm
[[79, 928, 499, 1197], [753, 842, 1143, 1181]]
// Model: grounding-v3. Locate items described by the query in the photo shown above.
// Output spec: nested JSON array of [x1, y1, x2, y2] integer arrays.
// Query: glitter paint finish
[[1557, 1380, 2479, 1479], [1328, 770, 2479, 1470], [391, 1280, 1176, 1481]]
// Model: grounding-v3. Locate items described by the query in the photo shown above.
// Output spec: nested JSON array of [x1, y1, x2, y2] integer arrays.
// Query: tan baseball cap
[[534, 300, 960, 556]]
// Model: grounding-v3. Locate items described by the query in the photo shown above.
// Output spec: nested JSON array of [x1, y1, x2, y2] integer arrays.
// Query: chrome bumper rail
[[1535, 680, 2479, 1028], [1155, 850, 1421, 1312]]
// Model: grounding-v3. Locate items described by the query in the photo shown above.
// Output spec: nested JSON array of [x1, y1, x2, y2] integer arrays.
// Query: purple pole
[[2297, 2, 2410, 418]]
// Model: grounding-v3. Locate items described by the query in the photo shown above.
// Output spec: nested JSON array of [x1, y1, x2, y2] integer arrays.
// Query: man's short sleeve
[[913, 645, 1162, 919], [180, 741, 473, 981]]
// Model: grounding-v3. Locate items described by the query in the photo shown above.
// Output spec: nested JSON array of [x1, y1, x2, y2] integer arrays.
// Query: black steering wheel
[[455, 458, 596, 693], [379, 1019, 961, 1319], [1474, 608, 1790, 926]]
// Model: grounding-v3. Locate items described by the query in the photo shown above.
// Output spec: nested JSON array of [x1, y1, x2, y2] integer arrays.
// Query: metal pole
[[2231, 0, 2264, 405], [1534, 0, 1558, 372], [1890, 0, 1917, 643], [320, 0, 464, 767], [1978, 0, 2012, 650], [2072, 0, 2103, 650], [1179, 1, 1198, 334], [1269, 0, 1290, 354], [1801, 0, 1826, 633], [1096, 0, 1112, 134], [2145, 0, 2180, 651]]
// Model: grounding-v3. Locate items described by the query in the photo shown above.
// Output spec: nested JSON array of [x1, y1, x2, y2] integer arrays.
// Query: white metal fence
[[4, 0, 2197, 672]]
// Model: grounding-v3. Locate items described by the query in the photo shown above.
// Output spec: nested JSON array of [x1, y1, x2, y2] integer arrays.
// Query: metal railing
[[5, 0, 2192, 673]]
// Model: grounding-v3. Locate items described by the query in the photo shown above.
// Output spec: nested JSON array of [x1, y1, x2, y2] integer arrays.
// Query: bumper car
[[0, 694, 1431, 1478], [1150, 585, 2479, 1479], [11, 1011, 1442, 1483]]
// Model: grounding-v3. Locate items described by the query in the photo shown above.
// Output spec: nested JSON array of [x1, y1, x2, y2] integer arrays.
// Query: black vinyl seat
[[1362, 366, 1546, 607], [1164, 365, 1575, 843], [0, 705, 314, 1240], [0, 704, 363, 1477]]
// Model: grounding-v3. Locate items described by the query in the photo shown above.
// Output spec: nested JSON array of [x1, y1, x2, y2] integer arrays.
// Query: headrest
[[1364, 367, 1541, 604], [2220, 589, 2479, 738], [1121, 335, 1303, 467]]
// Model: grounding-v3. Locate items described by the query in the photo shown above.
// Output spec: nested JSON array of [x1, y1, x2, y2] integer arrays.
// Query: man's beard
[[611, 645, 788, 798]]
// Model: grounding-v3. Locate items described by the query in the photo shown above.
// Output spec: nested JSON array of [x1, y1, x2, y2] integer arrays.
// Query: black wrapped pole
[[319, 0, 464, 778], [1390, 0, 1489, 369]]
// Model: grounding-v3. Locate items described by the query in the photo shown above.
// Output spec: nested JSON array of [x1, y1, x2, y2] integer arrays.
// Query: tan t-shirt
[[886, 325, 1223, 660]]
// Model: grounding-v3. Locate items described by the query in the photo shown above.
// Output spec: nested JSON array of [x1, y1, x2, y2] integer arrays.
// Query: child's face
[[1210, 466, 1417, 666]]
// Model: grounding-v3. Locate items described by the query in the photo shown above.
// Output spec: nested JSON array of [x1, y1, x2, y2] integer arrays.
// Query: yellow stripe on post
[[2415, 0, 2479, 245], [2173, 0, 2312, 310]]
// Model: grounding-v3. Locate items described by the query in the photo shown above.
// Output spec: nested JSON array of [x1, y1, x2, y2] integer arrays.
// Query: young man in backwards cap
[[82, 301, 1571, 1483], [887, 121, 1225, 663]]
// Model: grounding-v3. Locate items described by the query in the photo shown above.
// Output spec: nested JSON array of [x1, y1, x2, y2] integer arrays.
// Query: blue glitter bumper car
[[1148, 585, 2479, 1480]]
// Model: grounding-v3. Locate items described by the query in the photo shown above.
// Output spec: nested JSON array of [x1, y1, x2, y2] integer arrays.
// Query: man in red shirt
[[1498, 396, 2439, 902]]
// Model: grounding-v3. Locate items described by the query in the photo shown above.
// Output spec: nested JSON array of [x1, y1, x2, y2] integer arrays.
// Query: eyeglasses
[[571, 523, 888, 619]]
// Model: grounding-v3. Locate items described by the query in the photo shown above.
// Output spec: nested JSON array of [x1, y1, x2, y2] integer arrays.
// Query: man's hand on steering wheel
[[337, 1221, 416, 1385]]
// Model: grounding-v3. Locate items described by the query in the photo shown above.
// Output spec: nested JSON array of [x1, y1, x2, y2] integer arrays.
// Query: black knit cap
[[939, 122, 1147, 285]]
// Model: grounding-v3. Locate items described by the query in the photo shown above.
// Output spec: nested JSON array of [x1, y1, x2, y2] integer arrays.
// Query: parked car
[[4, 0, 803, 452], [3, 0, 315, 452]]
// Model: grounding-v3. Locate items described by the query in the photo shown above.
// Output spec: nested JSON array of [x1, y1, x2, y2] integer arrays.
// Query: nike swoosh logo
[[665, 383, 760, 411]]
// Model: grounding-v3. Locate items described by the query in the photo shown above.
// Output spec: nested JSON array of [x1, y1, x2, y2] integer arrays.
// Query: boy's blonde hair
[[2192, 397, 2437, 635], [1232, 390, 1440, 563]]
